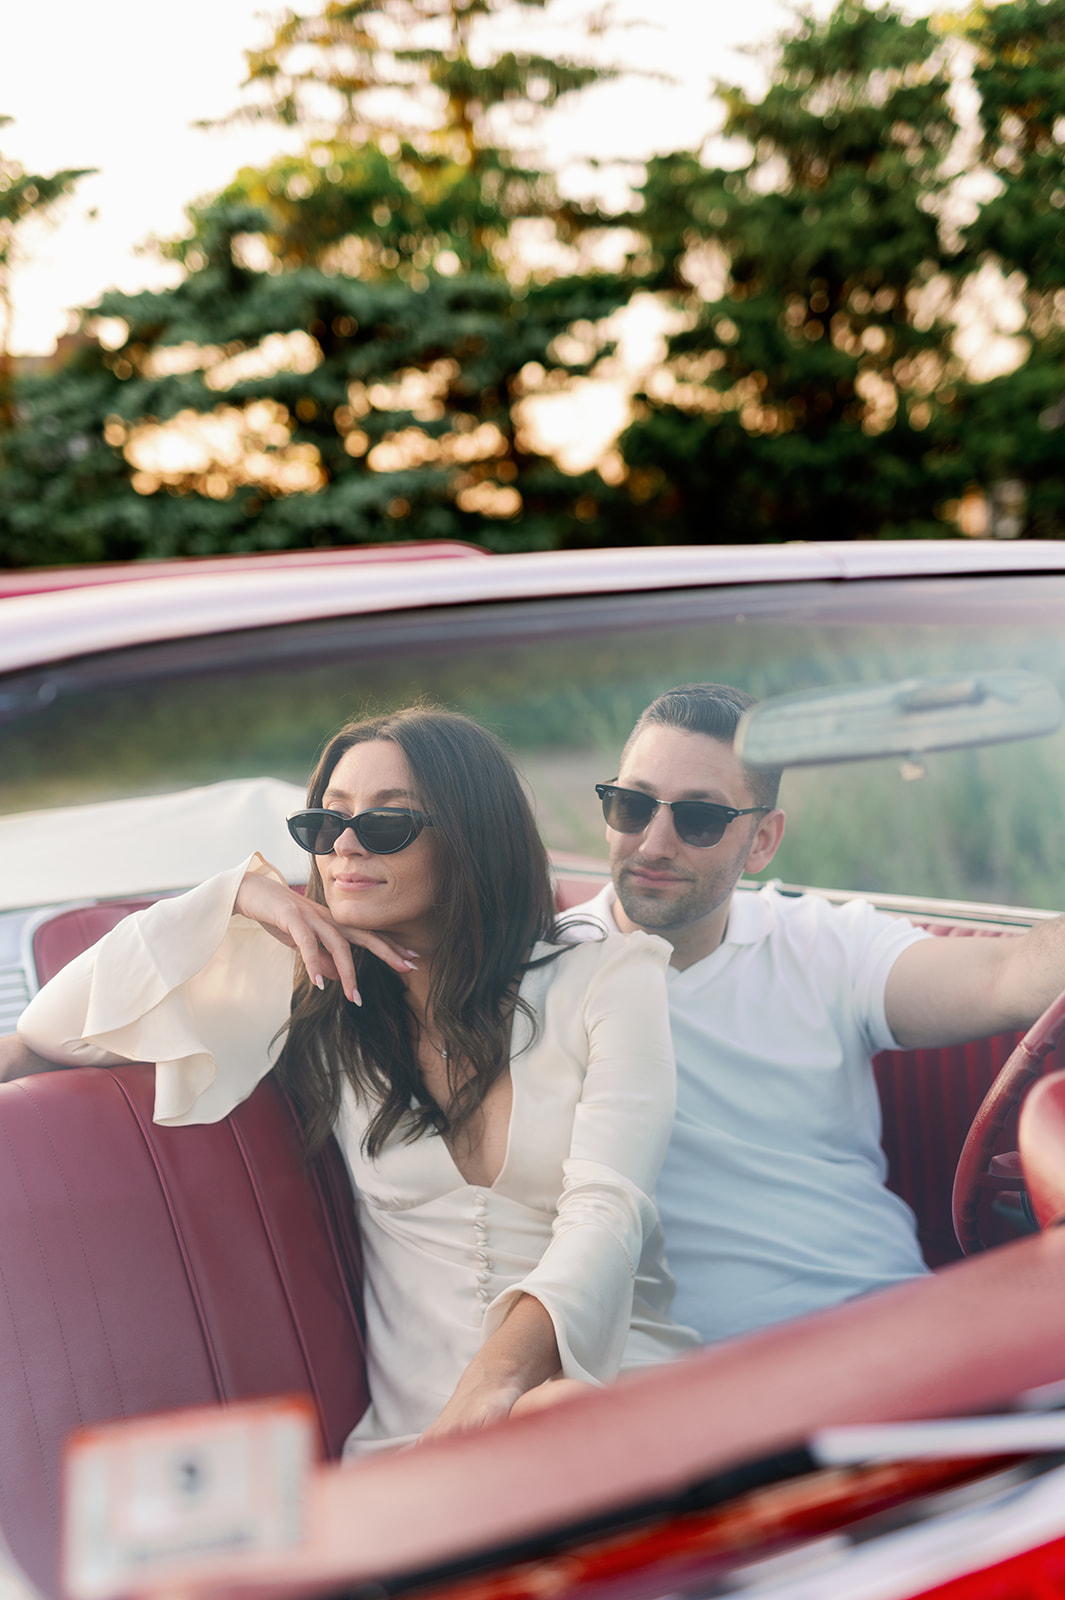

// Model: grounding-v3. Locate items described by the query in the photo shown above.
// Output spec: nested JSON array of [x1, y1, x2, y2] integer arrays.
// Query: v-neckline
[[438, 1066, 514, 1191], [429, 946, 549, 1192]]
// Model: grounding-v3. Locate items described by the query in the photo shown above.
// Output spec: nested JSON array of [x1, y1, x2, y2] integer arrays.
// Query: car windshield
[[5, 571, 1065, 913]]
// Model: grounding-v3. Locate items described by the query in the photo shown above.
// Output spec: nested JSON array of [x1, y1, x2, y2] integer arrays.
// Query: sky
[[0, 0, 878, 356]]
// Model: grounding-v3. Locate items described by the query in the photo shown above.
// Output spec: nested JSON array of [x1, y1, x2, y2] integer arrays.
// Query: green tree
[[0, 1, 631, 565], [944, 0, 1065, 539], [0, 119, 93, 428], [616, 1, 968, 544]]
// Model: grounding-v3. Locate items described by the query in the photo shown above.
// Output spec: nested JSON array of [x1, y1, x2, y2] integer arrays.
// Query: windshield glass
[[6, 573, 1065, 912]]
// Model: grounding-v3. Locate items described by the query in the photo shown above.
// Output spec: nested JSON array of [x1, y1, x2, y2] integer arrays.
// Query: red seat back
[[32, 900, 160, 987], [873, 923, 1029, 1266], [0, 1064, 367, 1596]]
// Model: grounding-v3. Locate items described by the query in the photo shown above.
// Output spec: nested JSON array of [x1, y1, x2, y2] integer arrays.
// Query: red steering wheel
[[952, 988, 1065, 1254]]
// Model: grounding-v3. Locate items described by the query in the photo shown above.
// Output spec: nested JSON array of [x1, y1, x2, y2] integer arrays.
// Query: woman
[[17, 708, 697, 1452]]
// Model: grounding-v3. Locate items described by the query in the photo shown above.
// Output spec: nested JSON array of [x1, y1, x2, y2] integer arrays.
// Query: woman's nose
[[332, 823, 369, 857]]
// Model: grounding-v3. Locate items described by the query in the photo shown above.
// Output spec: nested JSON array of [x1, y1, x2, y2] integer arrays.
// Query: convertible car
[[6, 539, 1065, 1600]]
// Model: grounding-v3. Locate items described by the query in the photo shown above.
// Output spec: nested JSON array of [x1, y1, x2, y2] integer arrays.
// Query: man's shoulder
[[748, 882, 902, 930], [740, 885, 928, 985], [557, 883, 617, 939]]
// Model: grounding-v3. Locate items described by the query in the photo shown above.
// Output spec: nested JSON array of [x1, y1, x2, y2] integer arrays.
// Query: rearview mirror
[[736, 670, 1064, 769]]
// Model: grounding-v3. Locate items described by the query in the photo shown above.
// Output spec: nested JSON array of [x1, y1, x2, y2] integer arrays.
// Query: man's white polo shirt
[[567, 882, 930, 1343]]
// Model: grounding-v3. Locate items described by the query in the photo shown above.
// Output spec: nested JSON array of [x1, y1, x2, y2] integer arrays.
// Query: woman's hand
[[419, 1293, 562, 1444], [233, 870, 415, 1005], [419, 1366, 528, 1441]]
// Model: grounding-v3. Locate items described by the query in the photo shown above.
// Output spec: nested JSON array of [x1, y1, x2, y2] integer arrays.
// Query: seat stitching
[[228, 1104, 332, 1449], [108, 1071, 225, 1400], [20, 1087, 126, 1418]]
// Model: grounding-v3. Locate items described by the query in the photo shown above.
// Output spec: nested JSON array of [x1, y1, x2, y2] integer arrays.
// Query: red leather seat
[[873, 924, 1028, 1266], [32, 899, 160, 987], [4, 906, 368, 1598]]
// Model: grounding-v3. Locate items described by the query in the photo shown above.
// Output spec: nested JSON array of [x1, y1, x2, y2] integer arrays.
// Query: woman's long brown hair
[[275, 708, 561, 1157]]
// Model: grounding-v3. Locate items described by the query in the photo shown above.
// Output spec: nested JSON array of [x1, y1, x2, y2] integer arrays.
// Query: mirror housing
[[736, 670, 1064, 769]]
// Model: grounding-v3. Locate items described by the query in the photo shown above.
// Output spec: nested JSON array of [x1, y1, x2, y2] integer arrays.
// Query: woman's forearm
[[421, 1293, 562, 1441]]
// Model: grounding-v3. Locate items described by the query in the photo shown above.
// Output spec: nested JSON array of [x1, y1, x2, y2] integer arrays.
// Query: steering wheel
[[952, 988, 1065, 1254]]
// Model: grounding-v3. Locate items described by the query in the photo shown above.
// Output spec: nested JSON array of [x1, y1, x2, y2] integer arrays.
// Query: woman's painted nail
[[314, 974, 325, 990], [405, 949, 419, 958], [351, 989, 363, 1007], [404, 959, 417, 971]]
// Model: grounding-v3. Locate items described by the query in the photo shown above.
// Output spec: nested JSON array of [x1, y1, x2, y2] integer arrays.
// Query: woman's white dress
[[18, 855, 699, 1451]]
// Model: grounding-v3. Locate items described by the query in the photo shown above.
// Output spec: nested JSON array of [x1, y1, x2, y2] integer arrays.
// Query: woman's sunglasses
[[287, 807, 433, 856], [596, 784, 769, 849]]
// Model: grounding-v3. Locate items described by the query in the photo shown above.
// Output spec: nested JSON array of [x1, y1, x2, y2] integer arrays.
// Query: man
[[566, 682, 1065, 1345]]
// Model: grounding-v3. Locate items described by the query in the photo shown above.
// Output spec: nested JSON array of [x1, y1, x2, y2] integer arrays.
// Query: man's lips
[[622, 863, 691, 891]]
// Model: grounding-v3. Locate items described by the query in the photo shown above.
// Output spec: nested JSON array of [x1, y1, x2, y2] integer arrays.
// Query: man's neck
[[611, 894, 733, 971]]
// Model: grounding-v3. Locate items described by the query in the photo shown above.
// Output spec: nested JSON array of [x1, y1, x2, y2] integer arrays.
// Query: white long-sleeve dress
[[18, 855, 699, 1452]]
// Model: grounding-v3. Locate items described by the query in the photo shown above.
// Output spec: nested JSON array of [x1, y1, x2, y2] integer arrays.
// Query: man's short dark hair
[[623, 683, 782, 810]]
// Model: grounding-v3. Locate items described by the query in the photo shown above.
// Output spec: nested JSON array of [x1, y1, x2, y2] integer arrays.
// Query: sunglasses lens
[[287, 810, 347, 854], [600, 788, 657, 834], [671, 803, 729, 848], [355, 811, 420, 854]]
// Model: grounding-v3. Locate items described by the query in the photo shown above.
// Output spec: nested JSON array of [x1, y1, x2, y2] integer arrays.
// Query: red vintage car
[[5, 539, 1065, 1600]]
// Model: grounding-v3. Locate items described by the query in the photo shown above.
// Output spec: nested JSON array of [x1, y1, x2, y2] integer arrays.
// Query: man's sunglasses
[[287, 807, 433, 856], [596, 784, 769, 849]]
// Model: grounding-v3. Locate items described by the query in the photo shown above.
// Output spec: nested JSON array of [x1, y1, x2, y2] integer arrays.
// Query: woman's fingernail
[[351, 989, 363, 1007], [405, 949, 419, 958], [314, 974, 325, 990], [404, 959, 417, 971]]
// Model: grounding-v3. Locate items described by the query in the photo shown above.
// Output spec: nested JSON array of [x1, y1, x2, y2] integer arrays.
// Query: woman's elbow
[[0, 1034, 72, 1081]]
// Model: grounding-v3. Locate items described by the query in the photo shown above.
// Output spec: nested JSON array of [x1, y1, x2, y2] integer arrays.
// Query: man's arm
[[885, 916, 1065, 1050], [0, 1034, 73, 1082]]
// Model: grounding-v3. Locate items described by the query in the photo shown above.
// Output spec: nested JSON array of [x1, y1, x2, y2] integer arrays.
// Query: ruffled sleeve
[[17, 854, 297, 1126], [482, 931, 676, 1383]]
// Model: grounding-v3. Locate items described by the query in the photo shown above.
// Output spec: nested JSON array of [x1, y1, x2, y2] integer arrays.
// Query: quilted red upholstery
[[32, 899, 159, 986], [873, 924, 1027, 1266], [0, 1065, 367, 1596]]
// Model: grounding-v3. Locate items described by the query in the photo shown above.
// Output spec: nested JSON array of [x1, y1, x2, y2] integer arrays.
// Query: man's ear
[[745, 809, 785, 875]]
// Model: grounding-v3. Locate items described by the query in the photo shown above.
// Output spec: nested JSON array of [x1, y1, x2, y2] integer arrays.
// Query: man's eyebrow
[[622, 778, 729, 803]]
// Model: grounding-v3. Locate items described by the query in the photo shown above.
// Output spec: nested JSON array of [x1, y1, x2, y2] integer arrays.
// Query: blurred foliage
[[616, 2, 968, 543], [945, 0, 1065, 540], [0, 0, 626, 562], [6, 0, 1065, 560], [0, 117, 94, 434]]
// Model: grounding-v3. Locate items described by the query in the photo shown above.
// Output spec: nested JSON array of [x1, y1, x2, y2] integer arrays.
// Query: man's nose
[[639, 803, 680, 857]]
